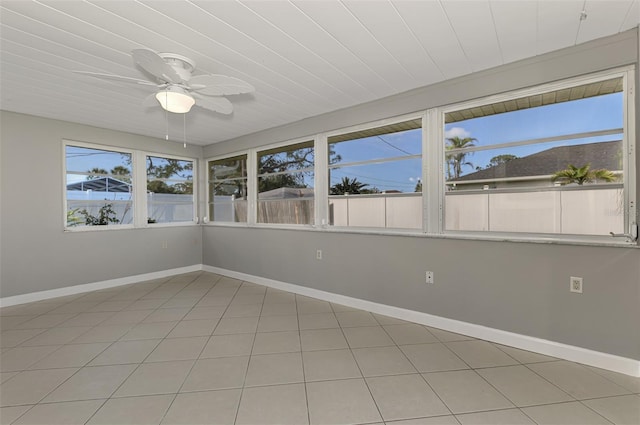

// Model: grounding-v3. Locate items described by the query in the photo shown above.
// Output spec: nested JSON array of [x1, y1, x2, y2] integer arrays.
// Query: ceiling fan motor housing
[[158, 53, 196, 82]]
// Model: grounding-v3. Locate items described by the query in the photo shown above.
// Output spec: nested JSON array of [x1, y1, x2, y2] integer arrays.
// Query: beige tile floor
[[1, 271, 638, 425]]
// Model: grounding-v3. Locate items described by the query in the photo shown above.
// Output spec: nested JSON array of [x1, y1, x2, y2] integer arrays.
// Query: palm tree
[[330, 177, 369, 195], [86, 167, 109, 180], [551, 163, 617, 185], [446, 136, 477, 179], [110, 165, 131, 182], [488, 154, 518, 168]]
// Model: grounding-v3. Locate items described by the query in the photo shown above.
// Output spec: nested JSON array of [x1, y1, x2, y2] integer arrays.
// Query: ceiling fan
[[75, 49, 254, 114]]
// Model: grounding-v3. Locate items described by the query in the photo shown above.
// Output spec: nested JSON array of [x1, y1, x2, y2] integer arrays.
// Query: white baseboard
[[3, 263, 637, 377], [204, 265, 640, 378], [0, 265, 203, 308]]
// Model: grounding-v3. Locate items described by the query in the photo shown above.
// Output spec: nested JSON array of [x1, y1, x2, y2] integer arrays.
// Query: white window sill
[[203, 222, 638, 248]]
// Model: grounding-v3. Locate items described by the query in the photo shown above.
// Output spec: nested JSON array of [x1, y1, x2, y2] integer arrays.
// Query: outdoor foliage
[[210, 157, 248, 200], [147, 158, 193, 194], [257, 144, 341, 193], [487, 154, 519, 168], [78, 203, 120, 225], [87, 166, 131, 183], [66, 208, 83, 227], [259, 146, 312, 192], [445, 136, 477, 179], [330, 177, 369, 195], [551, 163, 617, 185]]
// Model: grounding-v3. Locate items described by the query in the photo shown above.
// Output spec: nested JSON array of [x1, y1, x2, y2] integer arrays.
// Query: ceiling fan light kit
[[155, 86, 195, 113]]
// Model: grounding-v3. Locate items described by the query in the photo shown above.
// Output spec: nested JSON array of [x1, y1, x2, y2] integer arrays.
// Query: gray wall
[[202, 29, 640, 360], [204, 227, 639, 360], [0, 112, 203, 298]]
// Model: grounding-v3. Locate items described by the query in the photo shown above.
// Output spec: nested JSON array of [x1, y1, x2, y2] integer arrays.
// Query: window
[[65, 144, 133, 228], [203, 69, 634, 245], [442, 75, 631, 238], [328, 119, 422, 229], [65, 142, 198, 230], [208, 154, 248, 223], [257, 141, 314, 225], [146, 155, 194, 224]]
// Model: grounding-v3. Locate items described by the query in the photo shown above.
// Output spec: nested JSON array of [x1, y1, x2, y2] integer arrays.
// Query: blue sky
[[330, 129, 422, 192], [329, 91, 622, 191], [67, 91, 622, 193], [66, 146, 192, 185], [444, 92, 623, 178], [66, 146, 131, 184]]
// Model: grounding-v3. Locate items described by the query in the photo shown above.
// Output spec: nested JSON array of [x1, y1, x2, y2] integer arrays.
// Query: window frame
[[63, 140, 199, 232], [255, 137, 316, 228], [144, 152, 197, 227], [203, 68, 636, 247], [206, 152, 250, 226], [325, 112, 425, 233], [63, 140, 136, 232], [435, 66, 636, 245]]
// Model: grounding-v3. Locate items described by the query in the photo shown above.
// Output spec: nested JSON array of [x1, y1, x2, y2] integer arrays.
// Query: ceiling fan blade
[[193, 93, 233, 114], [74, 71, 157, 86], [189, 74, 255, 96], [132, 49, 182, 84], [142, 93, 160, 108]]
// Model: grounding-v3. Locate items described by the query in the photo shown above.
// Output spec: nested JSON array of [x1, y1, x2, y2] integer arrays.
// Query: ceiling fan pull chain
[[165, 91, 169, 141], [183, 114, 187, 148]]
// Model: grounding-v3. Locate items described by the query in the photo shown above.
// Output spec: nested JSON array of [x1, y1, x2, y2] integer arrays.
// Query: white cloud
[[445, 127, 471, 139], [408, 177, 421, 182]]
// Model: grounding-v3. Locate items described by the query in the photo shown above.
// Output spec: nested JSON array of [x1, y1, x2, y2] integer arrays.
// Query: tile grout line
[[232, 280, 264, 425], [80, 272, 209, 424], [294, 294, 312, 425], [150, 272, 223, 425], [334, 306, 386, 424], [376, 319, 457, 420], [0, 278, 175, 417]]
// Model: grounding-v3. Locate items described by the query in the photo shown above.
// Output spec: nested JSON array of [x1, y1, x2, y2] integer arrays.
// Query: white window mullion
[[133, 151, 147, 228], [247, 149, 257, 225], [200, 158, 208, 223], [191, 159, 199, 223], [421, 111, 428, 233], [315, 133, 329, 227], [623, 69, 637, 238], [425, 108, 442, 234]]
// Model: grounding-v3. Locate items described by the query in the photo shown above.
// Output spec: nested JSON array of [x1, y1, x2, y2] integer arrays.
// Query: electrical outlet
[[570, 276, 583, 293], [425, 271, 434, 284], [316, 249, 322, 260], [161, 240, 168, 249]]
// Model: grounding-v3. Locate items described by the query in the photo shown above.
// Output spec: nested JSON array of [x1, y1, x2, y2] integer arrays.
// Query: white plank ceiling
[[1, 0, 638, 146]]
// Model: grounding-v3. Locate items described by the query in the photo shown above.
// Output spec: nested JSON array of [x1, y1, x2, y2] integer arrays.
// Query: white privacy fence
[[67, 199, 134, 225], [211, 187, 622, 236], [211, 197, 246, 223], [67, 192, 194, 225], [445, 186, 624, 235], [329, 193, 422, 229], [146, 193, 194, 223], [212, 197, 315, 224]]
